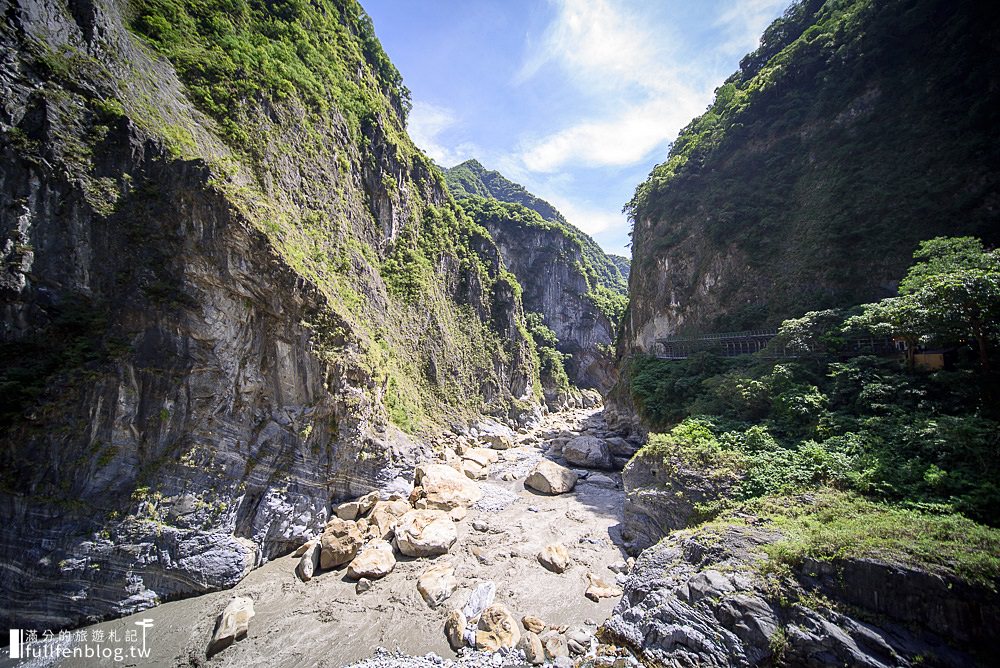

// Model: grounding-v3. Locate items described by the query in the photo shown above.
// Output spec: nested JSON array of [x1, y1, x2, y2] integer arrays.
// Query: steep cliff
[[622, 0, 1000, 353], [444, 160, 627, 396], [0, 0, 538, 630]]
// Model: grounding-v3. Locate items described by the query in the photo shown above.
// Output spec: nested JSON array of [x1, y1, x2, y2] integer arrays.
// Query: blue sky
[[363, 0, 791, 257]]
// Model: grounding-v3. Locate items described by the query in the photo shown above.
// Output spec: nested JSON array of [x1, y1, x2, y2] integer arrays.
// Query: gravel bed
[[343, 647, 529, 668], [472, 483, 519, 513]]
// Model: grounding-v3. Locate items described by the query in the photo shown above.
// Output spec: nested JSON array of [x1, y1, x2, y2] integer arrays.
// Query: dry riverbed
[[48, 408, 633, 668]]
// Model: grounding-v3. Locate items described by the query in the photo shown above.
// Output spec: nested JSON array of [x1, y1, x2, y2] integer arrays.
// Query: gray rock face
[[605, 523, 996, 668], [0, 0, 538, 631], [620, 448, 738, 555]]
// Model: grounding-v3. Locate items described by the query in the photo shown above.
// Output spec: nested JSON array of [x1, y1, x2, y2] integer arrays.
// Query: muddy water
[[56, 408, 627, 668]]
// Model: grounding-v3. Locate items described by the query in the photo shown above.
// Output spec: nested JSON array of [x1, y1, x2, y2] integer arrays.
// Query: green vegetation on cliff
[[445, 160, 629, 300], [626, 0, 1000, 333], [3, 0, 542, 436], [630, 239, 1000, 528], [130, 0, 410, 146]]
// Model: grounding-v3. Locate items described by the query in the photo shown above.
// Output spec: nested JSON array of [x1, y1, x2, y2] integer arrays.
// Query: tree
[[847, 237, 1000, 371], [847, 297, 930, 369]]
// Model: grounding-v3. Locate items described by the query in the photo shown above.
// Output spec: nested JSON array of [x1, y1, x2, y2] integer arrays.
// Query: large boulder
[[540, 630, 569, 660], [621, 448, 739, 555], [537, 543, 570, 573], [605, 436, 638, 458], [295, 541, 320, 582], [566, 626, 594, 655], [417, 561, 458, 608], [477, 420, 516, 450], [585, 572, 622, 601], [346, 541, 396, 580], [525, 460, 578, 495], [207, 596, 255, 656], [395, 509, 458, 557], [319, 518, 363, 569], [477, 604, 521, 651], [368, 499, 412, 540], [445, 609, 467, 650], [563, 436, 613, 469], [335, 491, 380, 521], [462, 448, 499, 479], [415, 463, 483, 511], [522, 615, 546, 634], [518, 631, 545, 665], [462, 581, 497, 620]]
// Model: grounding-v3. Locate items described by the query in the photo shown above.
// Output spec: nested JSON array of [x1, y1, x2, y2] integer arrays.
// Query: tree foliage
[[628, 237, 1000, 526], [849, 237, 1000, 369]]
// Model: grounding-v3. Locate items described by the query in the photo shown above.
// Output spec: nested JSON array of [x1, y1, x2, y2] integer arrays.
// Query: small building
[[913, 348, 956, 371]]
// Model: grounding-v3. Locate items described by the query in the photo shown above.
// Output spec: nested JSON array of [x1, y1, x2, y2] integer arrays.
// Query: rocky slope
[[444, 161, 627, 396], [605, 515, 998, 667], [0, 0, 540, 631], [50, 408, 640, 667], [608, 433, 1000, 667], [620, 0, 1000, 354], [445, 160, 628, 299]]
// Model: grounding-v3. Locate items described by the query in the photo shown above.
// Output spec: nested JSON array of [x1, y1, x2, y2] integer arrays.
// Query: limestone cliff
[[0, 0, 537, 630], [445, 160, 627, 395], [621, 0, 1000, 355]]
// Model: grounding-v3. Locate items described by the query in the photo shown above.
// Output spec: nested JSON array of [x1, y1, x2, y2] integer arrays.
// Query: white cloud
[[511, 0, 702, 172], [510, 0, 789, 173], [714, 0, 792, 57], [519, 97, 702, 173], [516, 0, 671, 94], [406, 100, 478, 167], [545, 192, 625, 237]]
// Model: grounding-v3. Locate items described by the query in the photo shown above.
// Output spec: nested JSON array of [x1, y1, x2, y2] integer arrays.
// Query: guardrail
[[652, 330, 903, 360]]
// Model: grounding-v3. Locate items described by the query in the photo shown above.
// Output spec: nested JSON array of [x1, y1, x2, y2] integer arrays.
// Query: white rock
[[395, 509, 458, 557], [417, 561, 458, 608], [464, 447, 499, 466], [207, 596, 255, 656], [585, 572, 623, 601], [537, 543, 570, 573], [415, 463, 483, 511], [346, 541, 396, 580], [295, 541, 320, 582], [368, 499, 412, 540], [462, 580, 497, 620], [525, 460, 578, 495], [335, 501, 361, 521], [292, 538, 316, 558]]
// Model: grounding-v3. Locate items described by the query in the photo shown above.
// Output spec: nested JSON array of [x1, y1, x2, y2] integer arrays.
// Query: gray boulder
[[563, 436, 613, 469], [525, 460, 578, 494]]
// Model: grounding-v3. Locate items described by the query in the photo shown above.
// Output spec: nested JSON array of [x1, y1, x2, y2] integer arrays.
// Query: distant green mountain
[[443, 160, 628, 394], [445, 159, 628, 295], [608, 254, 630, 281]]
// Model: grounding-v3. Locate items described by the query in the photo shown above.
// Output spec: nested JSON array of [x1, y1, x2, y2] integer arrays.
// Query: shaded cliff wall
[[621, 0, 1000, 355]]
